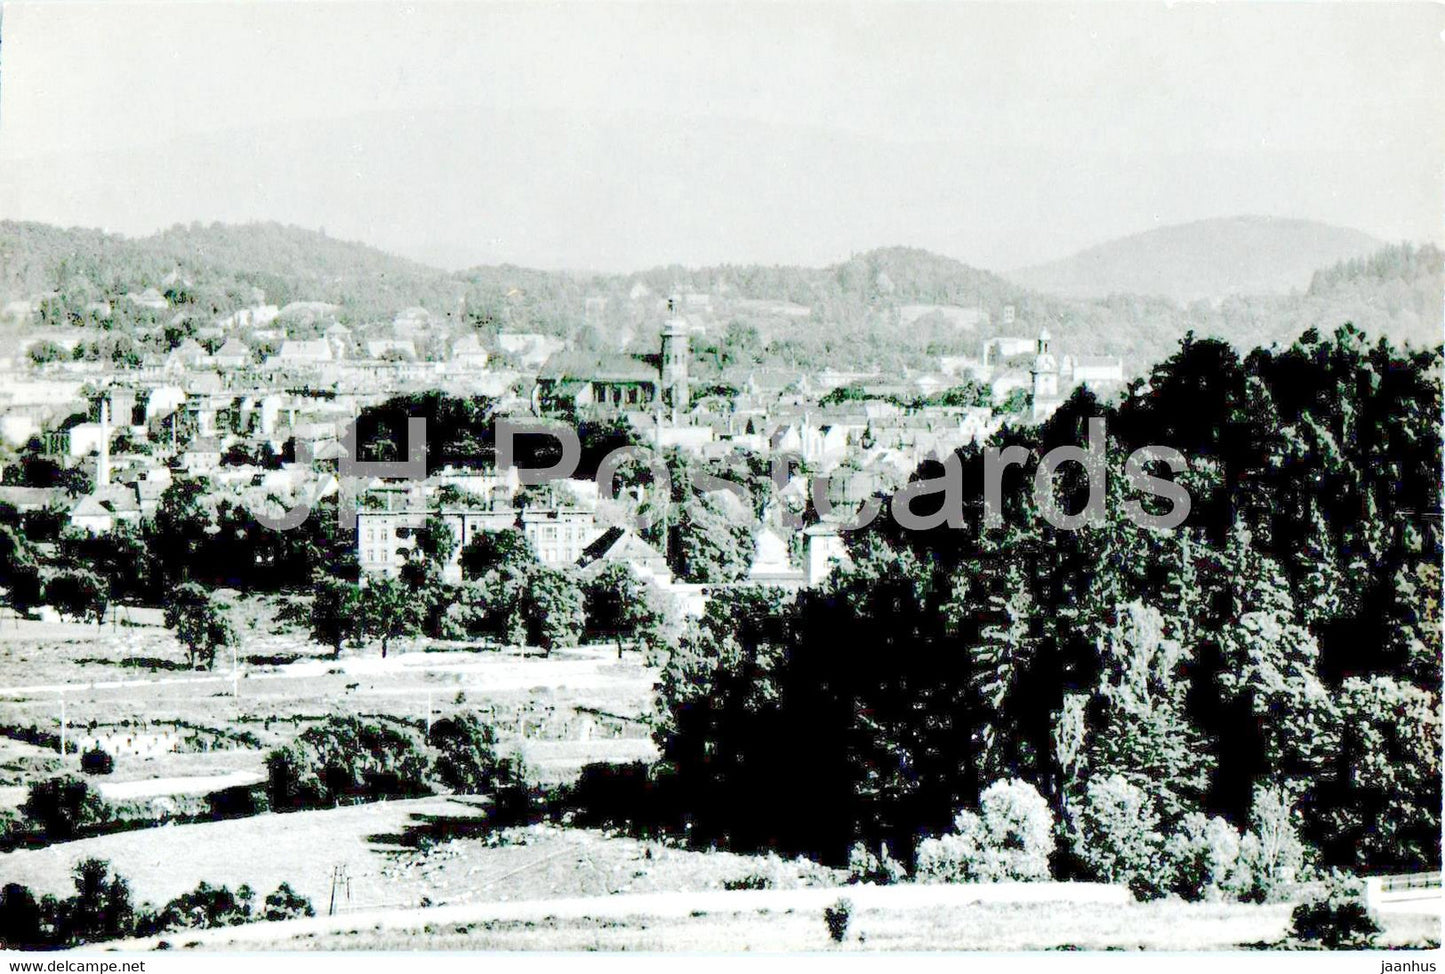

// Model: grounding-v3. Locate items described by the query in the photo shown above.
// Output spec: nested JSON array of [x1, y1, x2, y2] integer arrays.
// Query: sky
[[0, 1, 1441, 273]]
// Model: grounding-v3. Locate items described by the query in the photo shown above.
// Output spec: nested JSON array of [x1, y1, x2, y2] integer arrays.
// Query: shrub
[[427, 713, 532, 822], [0, 883, 48, 950], [723, 874, 772, 890], [1290, 876, 1382, 948], [823, 897, 852, 943], [1161, 812, 1243, 901], [426, 714, 505, 794], [261, 883, 314, 922], [0, 807, 22, 848], [80, 746, 115, 776], [915, 779, 1054, 883], [145, 882, 254, 933], [846, 840, 907, 885], [1068, 775, 1161, 890], [138, 879, 313, 933], [265, 716, 430, 811], [915, 821, 984, 883], [20, 775, 108, 842]]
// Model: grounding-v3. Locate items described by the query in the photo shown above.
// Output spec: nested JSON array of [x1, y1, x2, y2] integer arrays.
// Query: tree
[[265, 716, 430, 810], [0, 882, 48, 950], [426, 713, 527, 820], [7, 565, 44, 620], [1304, 676, 1441, 873], [0, 525, 33, 586], [1067, 775, 1161, 888], [146, 480, 212, 585], [0, 527, 42, 619], [459, 528, 533, 580], [163, 582, 236, 670], [147, 882, 254, 932], [45, 569, 108, 625], [525, 567, 585, 655], [260, 884, 315, 922], [414, 515, 458, 566], [1192, 526, 1336, 821], [20, 776, 108, 842], [309, 578, 359, 657], [56, 859, 133, 946], [357, 574, 417, 657], [1079, 601, 1214, 823], [669, 496, 752, 583], [60, 521, 157, 604], [583, 563, 668, 658]]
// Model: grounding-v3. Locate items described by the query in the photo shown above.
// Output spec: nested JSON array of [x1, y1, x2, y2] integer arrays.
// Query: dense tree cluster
[[650, 327, 1441, 886]]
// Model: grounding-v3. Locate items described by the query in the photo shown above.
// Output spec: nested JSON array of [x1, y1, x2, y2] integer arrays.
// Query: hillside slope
[[0, 220, 451, 318], [1008, 216, 1381, 302]]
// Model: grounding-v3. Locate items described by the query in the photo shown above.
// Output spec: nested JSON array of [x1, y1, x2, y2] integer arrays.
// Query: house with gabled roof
[[265, 339, 332, 369], [212, 337, 252, 370], [69, 484, 142, 534], [165, 338, 208, 371], [575, 526, 672, 584]]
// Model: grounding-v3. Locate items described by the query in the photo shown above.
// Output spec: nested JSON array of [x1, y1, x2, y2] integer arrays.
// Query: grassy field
[[0, 605, 659, 808], [117, 893, 1442, 952], [6, 801, 843, 916]]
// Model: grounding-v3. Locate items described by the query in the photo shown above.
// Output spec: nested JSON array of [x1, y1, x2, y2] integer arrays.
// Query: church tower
[[660, 297, 691, 416], [97, 398, 111, 487], [1030, 326, 1060, 421]]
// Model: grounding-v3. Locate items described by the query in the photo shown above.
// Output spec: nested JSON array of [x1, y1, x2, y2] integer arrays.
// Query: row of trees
[[308, 521, 674, 661], [0, 858, 313, 950]]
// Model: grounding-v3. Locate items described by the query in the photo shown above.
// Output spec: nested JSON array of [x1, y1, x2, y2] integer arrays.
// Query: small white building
[[451, 335, 490, 369]]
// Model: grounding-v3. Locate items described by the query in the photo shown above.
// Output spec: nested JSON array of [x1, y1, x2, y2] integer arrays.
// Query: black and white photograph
[[0, 0, 1439, 966]]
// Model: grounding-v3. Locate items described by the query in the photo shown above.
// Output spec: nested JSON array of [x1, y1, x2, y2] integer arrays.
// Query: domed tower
[[660, 297, 691, 415], [1030, 326, 1060, 420]]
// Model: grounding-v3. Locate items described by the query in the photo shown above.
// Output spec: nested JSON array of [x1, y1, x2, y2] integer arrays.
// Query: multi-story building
[[520, 507, 603, 567], [355, 505, 520, 581]]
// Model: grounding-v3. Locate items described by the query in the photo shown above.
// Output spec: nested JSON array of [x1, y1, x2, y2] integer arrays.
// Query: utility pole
[[328, 863, 351, 916]]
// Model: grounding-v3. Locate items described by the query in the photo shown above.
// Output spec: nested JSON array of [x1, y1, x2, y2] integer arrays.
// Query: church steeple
[[1030, 326, 1060, 420], [660, 296, 691, 416]]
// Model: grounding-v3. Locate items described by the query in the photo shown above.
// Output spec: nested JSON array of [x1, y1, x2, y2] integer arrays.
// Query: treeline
[[0, 858, 314, 950], [634, 325, 1440, 888]]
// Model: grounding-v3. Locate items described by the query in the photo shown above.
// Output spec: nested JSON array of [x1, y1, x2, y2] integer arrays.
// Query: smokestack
[[98, 399, 110, 487]]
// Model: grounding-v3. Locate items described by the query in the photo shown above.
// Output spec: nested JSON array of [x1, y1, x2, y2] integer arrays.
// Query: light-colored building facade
[[520, 507, 603, 567]]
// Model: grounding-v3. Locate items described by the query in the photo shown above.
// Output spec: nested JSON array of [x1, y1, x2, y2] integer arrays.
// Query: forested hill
[[1, 222, 1437, 372], [0, 221, 455, 320]]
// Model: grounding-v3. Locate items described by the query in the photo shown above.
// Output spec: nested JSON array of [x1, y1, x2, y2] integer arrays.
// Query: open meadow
[[0, 602, 658, 812]]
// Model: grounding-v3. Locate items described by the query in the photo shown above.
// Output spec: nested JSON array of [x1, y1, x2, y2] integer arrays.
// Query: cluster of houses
[[0, 283, 1126, 614]]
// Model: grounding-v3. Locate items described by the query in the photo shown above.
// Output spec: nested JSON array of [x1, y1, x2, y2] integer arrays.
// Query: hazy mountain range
[[1007, 216, 1383, 303]]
